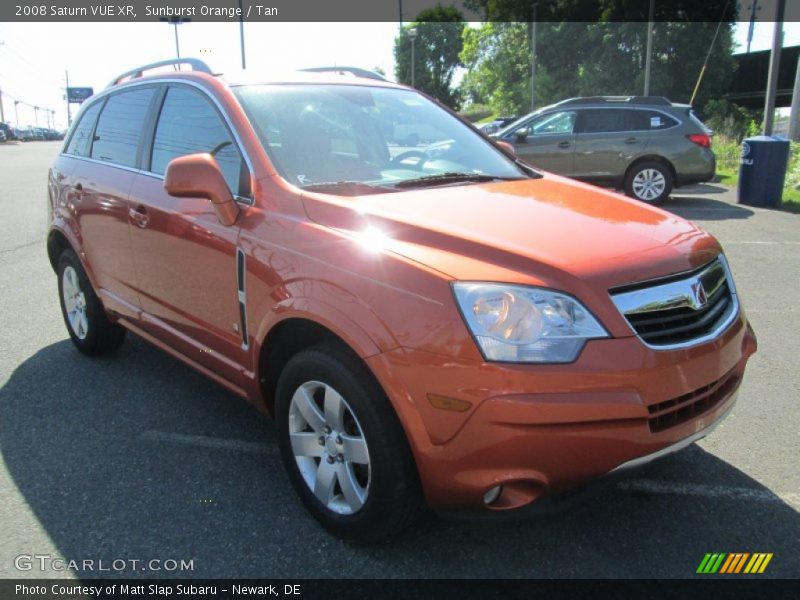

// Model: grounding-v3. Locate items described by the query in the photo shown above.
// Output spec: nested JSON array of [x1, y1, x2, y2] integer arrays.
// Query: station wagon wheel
[[624, 161, 673, 204], [57, 249, 126, 356], [288, 380, 371, 515], [275, 343, 424, 542]]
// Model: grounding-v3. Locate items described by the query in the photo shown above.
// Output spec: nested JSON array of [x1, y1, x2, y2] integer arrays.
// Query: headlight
[[452, 283, 608, 363]]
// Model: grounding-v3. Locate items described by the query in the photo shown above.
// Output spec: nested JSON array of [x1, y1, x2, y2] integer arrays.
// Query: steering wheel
[[390, 150, 428, 170]]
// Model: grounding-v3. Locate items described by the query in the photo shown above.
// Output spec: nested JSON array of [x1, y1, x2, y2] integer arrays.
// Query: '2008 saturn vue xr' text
[[47, 59, 757, 542]]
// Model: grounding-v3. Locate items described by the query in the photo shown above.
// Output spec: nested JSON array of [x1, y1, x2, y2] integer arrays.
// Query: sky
[[2, 17, 800, 130]]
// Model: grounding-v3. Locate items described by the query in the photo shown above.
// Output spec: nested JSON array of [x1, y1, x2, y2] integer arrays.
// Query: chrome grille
[[611, 257, 738, 349]]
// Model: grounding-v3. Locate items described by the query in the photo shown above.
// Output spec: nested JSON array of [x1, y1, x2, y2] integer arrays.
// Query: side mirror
[[496, 140, 516, 155], [164, 153, 239, 226], [514, 128, 530, 142]]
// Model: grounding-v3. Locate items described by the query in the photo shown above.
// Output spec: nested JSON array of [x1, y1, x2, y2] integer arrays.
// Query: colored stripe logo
[[697, 553, 773, 574]]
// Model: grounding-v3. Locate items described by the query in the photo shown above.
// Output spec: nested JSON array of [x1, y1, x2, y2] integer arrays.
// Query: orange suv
[[47, 59, 757, 542]]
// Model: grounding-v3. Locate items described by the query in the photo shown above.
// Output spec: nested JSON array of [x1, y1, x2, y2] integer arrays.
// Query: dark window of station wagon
[[91, 87, 155, 167], [151, 85, 249, 197], [64, 101, 103, 157], [575, 109, 630, 134]]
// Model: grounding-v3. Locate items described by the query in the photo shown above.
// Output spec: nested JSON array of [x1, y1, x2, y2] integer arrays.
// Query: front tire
[[275, 344, 424, 542], [624, 161, 673, 204], [57, 249, 126, 355]]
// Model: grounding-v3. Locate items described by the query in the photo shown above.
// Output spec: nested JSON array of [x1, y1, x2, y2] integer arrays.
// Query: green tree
[[460, 1, 737, 116], [460, 22, 532, 114], [394, 6, 466, 108]]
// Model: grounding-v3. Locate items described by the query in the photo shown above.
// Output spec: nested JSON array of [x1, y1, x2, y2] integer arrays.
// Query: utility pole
[[643, 0, 655, 96], [530, 2, 538, 111], [763, 0, 786, 135], [238, 0, 246, 69], [408, 28, 417, 88], [33, 106, 39, 127], [65, 70, 71, 126], [0, 88, 5, 123], [746, 2, 761, 53], [788, 52, 800, 140], [160, 16, 188, 59], [14, 100, 20, 127]]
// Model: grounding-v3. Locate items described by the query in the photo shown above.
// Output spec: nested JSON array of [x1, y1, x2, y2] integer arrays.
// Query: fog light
[[483, 485, 502, 505]]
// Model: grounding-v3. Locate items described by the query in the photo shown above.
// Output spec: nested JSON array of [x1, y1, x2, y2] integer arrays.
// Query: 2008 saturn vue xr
[[47, 59, 757, 542]]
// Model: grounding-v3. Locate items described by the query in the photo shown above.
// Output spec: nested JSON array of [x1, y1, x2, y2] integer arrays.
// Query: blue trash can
[[737, 135, 790, 208]]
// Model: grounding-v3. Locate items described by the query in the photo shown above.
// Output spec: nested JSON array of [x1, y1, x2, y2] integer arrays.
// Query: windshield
[[234, 84, 529, 193]]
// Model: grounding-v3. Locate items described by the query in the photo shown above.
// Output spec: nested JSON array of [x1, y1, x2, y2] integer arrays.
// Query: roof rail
[[559, 95, 672, 107], [299, 66, 387, 82], [107, 58, 213, 88]]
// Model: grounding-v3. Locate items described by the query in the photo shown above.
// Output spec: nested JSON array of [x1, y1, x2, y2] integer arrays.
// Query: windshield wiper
[[393, 172, 522, 189]]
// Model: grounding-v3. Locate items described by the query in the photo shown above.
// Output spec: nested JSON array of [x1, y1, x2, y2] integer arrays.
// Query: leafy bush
[[784, 141, 800, 192], [459, 104, 493, 123], [714, 134, 741, 173], [702, 99, 759, 142]]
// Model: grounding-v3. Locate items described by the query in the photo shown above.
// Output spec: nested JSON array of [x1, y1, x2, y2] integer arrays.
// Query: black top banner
[[4, 0, 800, 23]]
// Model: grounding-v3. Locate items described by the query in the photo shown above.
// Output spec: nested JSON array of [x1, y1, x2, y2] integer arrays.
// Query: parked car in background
[[49, 60, 755, 542], [495, 96, 715, 203], [0, 123, 16, 141], [16, 127, 37, 142], [0, 130, 6, 142], [42, 128, 63, 141]]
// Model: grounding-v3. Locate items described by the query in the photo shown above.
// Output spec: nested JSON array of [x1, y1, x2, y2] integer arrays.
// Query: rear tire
[[624, 161, 673, 204], [57, 249, 126, 356], [275, 343, 425, 543]]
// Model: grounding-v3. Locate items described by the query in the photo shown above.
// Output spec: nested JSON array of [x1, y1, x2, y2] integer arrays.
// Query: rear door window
[[91, 88, 155, 168], [64, 101, 104, 157], [575, 109, 630, 134], [150, 85, 249, 197]]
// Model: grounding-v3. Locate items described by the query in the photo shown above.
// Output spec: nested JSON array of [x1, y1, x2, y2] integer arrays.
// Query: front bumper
[[366, 311, 757, 512]]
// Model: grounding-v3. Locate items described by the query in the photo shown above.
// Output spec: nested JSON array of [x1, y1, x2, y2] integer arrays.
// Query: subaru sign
[[67, 87, 94, 103]]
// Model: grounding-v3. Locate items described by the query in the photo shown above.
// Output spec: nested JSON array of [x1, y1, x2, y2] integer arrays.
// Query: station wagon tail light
[[687, 133, 711, 148], [452, 283, 608, 363]]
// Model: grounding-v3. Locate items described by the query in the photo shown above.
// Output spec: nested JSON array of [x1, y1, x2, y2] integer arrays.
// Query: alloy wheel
[[288, 380, 371, 515], [62, 265, 88, 340], [632, 168, 666, 202]]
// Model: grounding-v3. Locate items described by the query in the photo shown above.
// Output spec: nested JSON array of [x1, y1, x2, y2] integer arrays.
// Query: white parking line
[[140, 430, 277, 455], [617, 479, 800, 510]]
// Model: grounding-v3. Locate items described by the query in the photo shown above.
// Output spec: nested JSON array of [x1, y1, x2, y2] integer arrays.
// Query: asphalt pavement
[[0, 141, 798, 579]]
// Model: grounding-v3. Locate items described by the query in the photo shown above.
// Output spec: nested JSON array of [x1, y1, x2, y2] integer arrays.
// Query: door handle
[[624, 137, 639, 144], [129, 205, 150, 228], [557, 141, 572, 148]]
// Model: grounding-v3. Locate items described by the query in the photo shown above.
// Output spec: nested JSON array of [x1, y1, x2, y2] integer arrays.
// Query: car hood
[[300, 173, 721, 293]]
